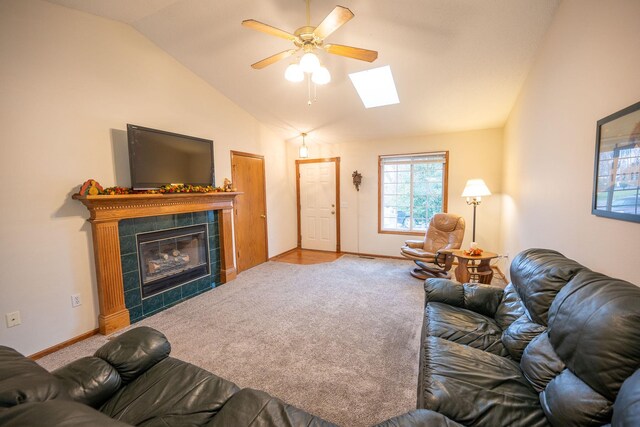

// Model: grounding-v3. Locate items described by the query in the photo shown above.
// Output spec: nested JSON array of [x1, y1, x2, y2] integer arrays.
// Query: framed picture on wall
[[592, 101, 640, 223]]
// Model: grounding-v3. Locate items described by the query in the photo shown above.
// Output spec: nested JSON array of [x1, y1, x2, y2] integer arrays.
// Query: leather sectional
[[418, 248, 640, 426]]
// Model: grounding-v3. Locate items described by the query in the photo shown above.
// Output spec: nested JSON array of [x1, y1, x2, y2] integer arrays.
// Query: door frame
[[295, 157, 340, 252], [231, 150, 269, 270]]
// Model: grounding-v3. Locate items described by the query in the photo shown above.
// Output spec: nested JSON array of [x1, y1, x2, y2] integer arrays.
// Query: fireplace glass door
[[136, 224, 210, 298]]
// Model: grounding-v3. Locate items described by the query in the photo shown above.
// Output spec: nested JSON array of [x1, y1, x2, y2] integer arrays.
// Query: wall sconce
[[299, 133, 309, 158], [352, 170, 362, 191]]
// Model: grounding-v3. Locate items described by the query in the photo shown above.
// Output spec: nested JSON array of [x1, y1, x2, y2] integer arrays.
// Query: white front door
[[299, 161, 337, 251]]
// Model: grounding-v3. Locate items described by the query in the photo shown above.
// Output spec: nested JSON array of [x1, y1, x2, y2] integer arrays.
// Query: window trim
[[377, 151, 449, 236]]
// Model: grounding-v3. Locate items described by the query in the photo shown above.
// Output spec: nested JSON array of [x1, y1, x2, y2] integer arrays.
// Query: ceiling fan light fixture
[[299, 52, 320, 73], [284, 63, 304, 82], [312, 66, 331, 85]]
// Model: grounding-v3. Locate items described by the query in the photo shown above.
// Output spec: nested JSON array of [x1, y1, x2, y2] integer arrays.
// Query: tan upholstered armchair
[[400, 213, 465, 279]]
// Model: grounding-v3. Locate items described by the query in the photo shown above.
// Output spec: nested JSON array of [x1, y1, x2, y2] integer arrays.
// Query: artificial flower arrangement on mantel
[[77, 178, 236, 196]]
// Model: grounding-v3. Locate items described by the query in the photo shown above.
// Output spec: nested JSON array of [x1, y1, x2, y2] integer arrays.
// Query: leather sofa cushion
[[0, 400, 131, 427], [493, 283, 526, 330], [425, 303, 507, 356], [520, 332, 565, 393], [95, 326, 170, 385], [501, 315, 546, 361], [419, 336, 547, 427], [100, 357, 239, 426], [0, 346, 66, 407], [53, 356, 121, 408], [612, 369, 640, 427], [509, 248, 584, 326], [208, 388, 336, 427], [373, 409, 465, 427], [540, 368, 612, 427], [547, 270, 640, 401]]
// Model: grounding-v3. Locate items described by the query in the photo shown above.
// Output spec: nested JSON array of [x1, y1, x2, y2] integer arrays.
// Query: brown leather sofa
[[417, 248, 640, 426]]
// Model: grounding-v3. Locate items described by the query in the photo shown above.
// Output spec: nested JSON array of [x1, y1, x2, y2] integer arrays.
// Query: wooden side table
[[452, 250, 498, 284]]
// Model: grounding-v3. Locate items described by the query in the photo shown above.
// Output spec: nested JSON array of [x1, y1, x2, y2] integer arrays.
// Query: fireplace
[[73, 191, 239, 335], [137, 224, 210, 298]]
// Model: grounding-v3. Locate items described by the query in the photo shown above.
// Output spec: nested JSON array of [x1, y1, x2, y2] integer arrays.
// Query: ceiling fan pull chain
[[307, 75, 312, 106]]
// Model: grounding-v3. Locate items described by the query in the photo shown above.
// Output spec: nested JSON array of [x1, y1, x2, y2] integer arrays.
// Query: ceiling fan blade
[[313, 6, 354, 40], [242, 19, 297, 41], [251, 49, 297, 69], [325, 44, 378, 62]]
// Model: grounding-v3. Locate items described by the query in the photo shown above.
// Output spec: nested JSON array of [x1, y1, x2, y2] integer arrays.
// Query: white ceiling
[[47, 0, 560, 145]]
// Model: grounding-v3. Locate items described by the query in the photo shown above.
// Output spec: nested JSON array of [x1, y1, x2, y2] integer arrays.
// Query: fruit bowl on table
[[463, 248, 484, 256]]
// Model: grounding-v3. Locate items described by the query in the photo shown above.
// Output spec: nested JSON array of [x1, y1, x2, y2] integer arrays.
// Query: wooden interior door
[[297, 158, 340, 252], [231, 151, 268, 272]]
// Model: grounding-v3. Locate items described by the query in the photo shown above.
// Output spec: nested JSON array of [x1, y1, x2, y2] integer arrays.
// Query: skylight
[[349, 66, 399, 109]]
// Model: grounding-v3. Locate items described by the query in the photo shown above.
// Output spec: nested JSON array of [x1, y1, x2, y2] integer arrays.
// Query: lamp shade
[[299, 52, 320, 74], [461, 179, 491, 198], [299, 144, 309, 158], [299, 133, 309, 158], [284, 63, 304, 82], [312, 66, 331, 85]]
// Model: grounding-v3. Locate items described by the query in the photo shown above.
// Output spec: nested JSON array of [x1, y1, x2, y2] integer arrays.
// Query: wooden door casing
[[231, 151, 268, 272], [299, 161, 337, 251], [295, 157, 340, 252]]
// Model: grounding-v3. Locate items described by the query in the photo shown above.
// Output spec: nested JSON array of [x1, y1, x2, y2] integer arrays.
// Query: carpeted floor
[[39, 255, 428, 426]]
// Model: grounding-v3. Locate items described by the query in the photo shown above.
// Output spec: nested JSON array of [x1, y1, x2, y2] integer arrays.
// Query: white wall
[[501, 0, 640, 284], [0, 0, 296, 355], [288, 128, 504, 260]]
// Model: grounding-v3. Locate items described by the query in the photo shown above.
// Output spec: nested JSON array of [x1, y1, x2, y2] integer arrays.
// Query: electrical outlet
[[5, 311, 21, 328], [71, 293, 82, 308]]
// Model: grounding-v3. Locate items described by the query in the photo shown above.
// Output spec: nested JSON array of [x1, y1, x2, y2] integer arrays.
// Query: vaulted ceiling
[[47, 0, 560, 144]]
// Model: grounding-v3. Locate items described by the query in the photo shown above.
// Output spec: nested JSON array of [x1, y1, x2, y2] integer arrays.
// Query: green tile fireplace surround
[[119, 212, 221, 323]]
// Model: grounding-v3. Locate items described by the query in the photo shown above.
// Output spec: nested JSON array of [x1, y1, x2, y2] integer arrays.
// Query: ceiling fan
[[241, 0, 378, 71]]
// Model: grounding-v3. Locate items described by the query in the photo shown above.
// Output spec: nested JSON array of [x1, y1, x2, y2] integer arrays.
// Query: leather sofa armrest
[[424, 279, 465, 307], [404, 240, 424, 249], [53, 357, 121, 408], [94, 326, 170, 384], [0, 346, 66, 407], [425, 279, 504, 317], [373, 409, 465, 427]]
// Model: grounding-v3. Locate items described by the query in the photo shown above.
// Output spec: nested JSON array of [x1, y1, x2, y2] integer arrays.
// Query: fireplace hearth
[[137, 224, 210, 298]]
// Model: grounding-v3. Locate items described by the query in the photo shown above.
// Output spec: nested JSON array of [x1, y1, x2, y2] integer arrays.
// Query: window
[[378, 152, 448, 234]]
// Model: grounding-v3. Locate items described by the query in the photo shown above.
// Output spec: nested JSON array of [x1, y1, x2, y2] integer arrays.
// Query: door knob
[[331, 211, 335, 215], [331, 204, 335, 207], [260, 214, 266, 218]]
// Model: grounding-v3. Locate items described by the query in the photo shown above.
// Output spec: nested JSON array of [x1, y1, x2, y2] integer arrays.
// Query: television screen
[[127, 124, 214, 190]]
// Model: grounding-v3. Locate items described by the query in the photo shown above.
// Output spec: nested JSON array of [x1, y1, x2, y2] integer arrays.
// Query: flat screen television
[[127, 124, 214, 190]]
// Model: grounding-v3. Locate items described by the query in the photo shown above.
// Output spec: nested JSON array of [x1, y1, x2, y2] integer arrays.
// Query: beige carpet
[[38, 256, 428, 426]]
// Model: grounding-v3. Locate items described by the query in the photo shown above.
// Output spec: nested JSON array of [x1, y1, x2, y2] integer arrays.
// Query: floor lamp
[[461, 179, 491, 244]]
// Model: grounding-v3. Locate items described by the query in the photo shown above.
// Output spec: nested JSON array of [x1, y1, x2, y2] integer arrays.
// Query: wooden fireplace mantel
[[73, 192, 240, 335]]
